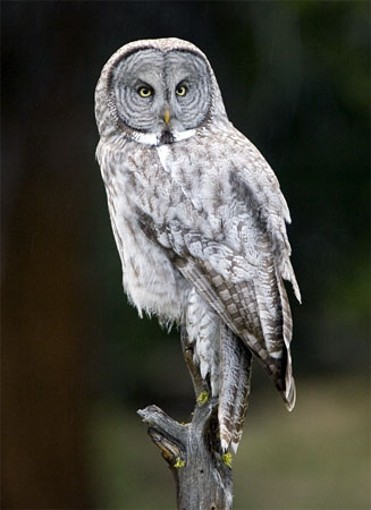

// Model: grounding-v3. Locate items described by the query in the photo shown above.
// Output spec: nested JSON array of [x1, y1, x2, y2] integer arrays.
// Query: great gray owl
[[95, 38, 301, 452]]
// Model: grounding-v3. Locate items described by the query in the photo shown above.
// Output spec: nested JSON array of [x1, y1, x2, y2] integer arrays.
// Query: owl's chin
[[160, 129, 175, 145], [131, 126, 196, 146]]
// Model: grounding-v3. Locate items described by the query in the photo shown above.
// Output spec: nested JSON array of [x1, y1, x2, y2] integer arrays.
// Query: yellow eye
[[175, 84, 188, 97], [138, 86, 153, 98]]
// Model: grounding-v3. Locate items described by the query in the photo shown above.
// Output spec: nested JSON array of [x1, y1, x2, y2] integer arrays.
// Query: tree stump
[[138, 330, 234, 510]]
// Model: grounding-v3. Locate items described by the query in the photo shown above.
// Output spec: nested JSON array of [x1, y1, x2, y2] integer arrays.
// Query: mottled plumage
[[95, 38, 301, 452]]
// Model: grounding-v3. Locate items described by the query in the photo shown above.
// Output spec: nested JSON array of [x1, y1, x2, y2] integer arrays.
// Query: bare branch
[[138, 329, 234, 510]]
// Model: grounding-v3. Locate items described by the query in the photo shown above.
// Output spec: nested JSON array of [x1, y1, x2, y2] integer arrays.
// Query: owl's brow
[[164, 55, 209, 84], [107, 47, 163, 91], [133, 66, 163, 84]]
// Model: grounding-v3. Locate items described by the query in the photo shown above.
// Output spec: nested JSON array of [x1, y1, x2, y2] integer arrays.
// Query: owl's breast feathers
[[98, 126, 300, 410]]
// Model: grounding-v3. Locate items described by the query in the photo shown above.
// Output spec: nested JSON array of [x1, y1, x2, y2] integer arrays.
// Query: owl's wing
[[137, 133, 300, 411], [139, 225, 295, 417]]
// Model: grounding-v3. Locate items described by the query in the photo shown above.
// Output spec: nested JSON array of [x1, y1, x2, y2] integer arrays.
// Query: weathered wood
[[138, 329, 234, 510]]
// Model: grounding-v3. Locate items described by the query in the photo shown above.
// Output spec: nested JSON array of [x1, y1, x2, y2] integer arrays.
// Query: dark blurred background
[[2, 2, 370, 509]]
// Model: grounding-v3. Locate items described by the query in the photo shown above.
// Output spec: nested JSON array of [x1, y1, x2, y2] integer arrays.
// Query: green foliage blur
[[2, 1, 369, 509]]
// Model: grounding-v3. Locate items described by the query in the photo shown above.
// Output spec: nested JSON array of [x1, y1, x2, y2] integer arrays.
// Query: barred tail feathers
[[218, 324, 252, 453]]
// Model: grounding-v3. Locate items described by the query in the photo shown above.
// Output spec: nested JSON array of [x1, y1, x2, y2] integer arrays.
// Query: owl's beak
[[163, 108, 171, 126]]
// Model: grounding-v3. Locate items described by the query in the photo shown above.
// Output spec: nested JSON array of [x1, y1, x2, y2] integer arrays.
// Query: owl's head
[[95, 38, 228, 144]]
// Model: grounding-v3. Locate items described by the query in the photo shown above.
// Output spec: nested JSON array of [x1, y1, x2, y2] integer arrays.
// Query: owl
[[95, 38, 301, 453]]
